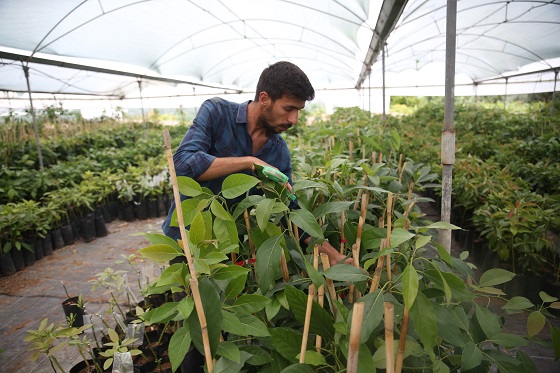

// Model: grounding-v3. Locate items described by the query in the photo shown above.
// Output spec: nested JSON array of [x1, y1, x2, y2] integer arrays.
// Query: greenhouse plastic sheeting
[[0, 0, 559, 100]]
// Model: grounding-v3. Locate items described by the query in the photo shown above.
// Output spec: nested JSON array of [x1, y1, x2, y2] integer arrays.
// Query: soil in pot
[[62, 296, 85, 327]]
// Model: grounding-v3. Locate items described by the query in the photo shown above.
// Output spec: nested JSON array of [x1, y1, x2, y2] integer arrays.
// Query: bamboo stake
[[340, 210, 346, 255], [378, 151, 383, 163], [299, 281, 316, 363], [280, 250, 290, 281], [372, 151, 377, 165], [349, 140, 354, 161], [398, 161, 408, 183], [347, 302, 365, 373], [314, 246, 324, 353], [386, 192, 393, 283], [395, 308, 410, 373], [369, 238, 386, 294], [243, 209, 258, 282], [320, 253, 337, 317], [397, 154, 403, 175], [163, 130, 214, 373], [384, 302, 395, 373]]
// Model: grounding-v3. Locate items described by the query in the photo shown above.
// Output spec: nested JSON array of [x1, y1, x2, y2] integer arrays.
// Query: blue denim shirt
[[162, 97, 295, 240]]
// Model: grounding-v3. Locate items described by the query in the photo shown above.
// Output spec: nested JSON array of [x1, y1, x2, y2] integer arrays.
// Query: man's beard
[[257, 107, 292, 134]]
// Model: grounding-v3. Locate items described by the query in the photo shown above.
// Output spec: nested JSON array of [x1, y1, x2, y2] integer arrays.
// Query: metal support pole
[[439, 0, 457, 254], [382, 45, 386, 122], [137, 79, 147, 131], [551, 69, 558, 116], [504, 77, 508, 111], [22, 64, 44, 170], [368, 70, 371, 113]]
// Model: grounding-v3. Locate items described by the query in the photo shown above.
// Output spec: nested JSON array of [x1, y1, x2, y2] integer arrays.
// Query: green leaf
[[169, 325, 191, 373], [312, 201, 353, 219], [296, 350, 327, 366], [461, 342, 483, 371], [239, 345, 272, 365], [489, 333, 528, 348], [221, 311, 270, 337], [434, 241, 452, 265], [426, 222, 461, 230], [475, 305, 502, 339], [354, 290, 384, 343], [138, 244, 182, 264], [527, 311, 546, 338], [256, 198, 275, 232], [516, 350, 538, 373], [284, 285, 335, 340], [144, 302, 179, 324], [217, 341, 240, 363], [539, 291, 558, 303], [188, 277, 222, 357], [479, 268, 515, 287], [323, 264, 369, 283], [194, 258, 210, 274], [178, 296, 194, 319], [433, 359, 450, 373], [190, 212, 206, 245], [213, 218, 238, 246], [410, 291, 437, 359], [289, 209, 324, 239], [177, 176, 203, 197], [145, 233, 183, 253], [551, 326, 560, 360], [211, 200, 233, 221], [270, 327, 304, 363], [305, 260, 325, 288], [224, 274, 247, 300], [415, 234, 431, 249], [214, 351, 252, 373], [503, 296, 534, 311], [279, 364, 314, 373], [390, 228, 415, 247], [222, 174, 260, 199], [402, 264, 419, 311], [230, 294, 270, 313], [256, 235, 283, 293], [212, 265, 250, 280]]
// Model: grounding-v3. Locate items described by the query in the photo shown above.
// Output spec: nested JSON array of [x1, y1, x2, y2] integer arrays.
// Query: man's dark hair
[[254, 61, 315, 102]]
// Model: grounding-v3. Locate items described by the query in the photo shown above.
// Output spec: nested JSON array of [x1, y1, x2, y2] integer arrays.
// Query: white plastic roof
[[0, 0, 559, 111]]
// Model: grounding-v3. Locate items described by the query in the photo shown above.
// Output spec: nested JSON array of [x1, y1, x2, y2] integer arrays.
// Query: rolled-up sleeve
[[173, 100, 219, 179]]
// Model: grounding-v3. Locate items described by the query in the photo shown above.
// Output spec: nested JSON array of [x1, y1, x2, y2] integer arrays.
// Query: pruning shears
[[253, 163, 296, 201]]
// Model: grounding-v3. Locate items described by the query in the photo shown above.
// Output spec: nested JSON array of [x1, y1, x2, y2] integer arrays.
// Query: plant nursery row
[[16, 103, 560, 372]]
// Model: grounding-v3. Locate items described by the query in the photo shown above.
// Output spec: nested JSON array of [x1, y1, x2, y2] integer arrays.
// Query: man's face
[[257, 94, 306, 134]]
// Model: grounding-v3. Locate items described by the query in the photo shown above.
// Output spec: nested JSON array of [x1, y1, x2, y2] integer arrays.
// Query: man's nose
[[288, 111, 298, 124]]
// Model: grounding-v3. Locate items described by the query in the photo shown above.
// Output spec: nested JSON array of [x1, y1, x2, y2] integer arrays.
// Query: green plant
[[24, 318, 90, 373], [97, 328, 142, 371]]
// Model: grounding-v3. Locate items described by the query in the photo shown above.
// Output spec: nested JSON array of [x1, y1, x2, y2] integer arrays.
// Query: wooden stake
[[163, 130, 214, 373], [386, 193, 393, 283], [369, 239, 386, 294], [280, 250, 290, 282], [340, 210, 346, 255], [314, 246, 324, 352], [349, 140, 354, 161], [384, 302, 395, 373], [320, 253, 337, 317], [299, 282, 316, 364], [347, 302, 365, 373], [372, 151, 377, 165], [378, 151, 383, 163], [395, 308, 410, 373], [243, 209, 257, 282], [398, 161, 407, 183]]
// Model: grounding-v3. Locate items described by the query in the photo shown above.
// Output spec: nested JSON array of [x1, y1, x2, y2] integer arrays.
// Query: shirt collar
[[236, 100, 281, 144]]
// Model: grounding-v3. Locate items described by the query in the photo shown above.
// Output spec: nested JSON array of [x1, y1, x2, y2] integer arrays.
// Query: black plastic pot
[[523, 274, 543, 304], [122, 204, 135, 222], [135, 200, 148, 220], [69, 359, 96, 373], [94, 215, 108, 237], [42, 232, 54, 256], [504, 274, 526, 298], [101, 205, 112, 224], [0, 252, 16, 277], [61, 224, 75, 246], [22, 246, 36, 267], [34, 238, 44, 261], [147, 199, 158, 218], [10, 248, 25, 271], [157, 197, 168, 217], [62, 296, 85, 327], [180, 344, 205, 373], [51, 228, 66, 250], [80, 213, 97, 243]]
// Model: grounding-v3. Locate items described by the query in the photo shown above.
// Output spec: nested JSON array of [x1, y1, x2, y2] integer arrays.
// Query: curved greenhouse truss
[[0, 0, 558, 111]]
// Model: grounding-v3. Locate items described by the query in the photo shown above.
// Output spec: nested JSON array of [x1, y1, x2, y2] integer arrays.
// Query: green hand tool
[[253, 164, 296, 201]]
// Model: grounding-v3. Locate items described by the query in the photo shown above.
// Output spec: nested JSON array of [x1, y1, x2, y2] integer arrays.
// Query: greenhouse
[[0, 0, 559, 372]]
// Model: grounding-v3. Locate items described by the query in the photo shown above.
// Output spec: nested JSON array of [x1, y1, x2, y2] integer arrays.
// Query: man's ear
[[258, 91, 270, 106]]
